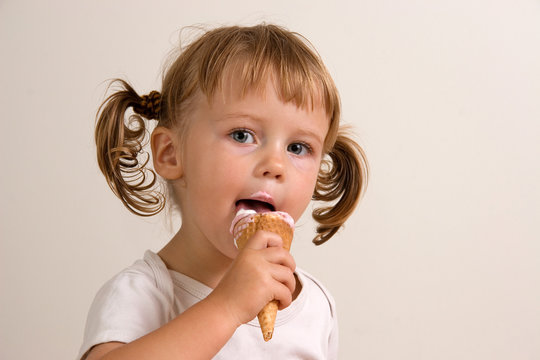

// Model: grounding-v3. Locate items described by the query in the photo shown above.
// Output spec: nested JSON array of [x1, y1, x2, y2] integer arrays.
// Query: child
[[79, 24, 368, 360]]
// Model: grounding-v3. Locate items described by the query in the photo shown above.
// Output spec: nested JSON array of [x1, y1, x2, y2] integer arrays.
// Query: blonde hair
[[95, 23, 369, 244]]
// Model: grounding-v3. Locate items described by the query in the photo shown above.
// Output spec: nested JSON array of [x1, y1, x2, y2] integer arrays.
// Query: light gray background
[[1, 1, 539, 359]]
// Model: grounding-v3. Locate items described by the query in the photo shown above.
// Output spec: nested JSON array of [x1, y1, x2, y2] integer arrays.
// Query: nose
[[254, 146, 286, 181]]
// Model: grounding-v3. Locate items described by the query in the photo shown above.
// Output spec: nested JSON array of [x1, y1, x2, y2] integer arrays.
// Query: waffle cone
[[232, 212, 294, 341]]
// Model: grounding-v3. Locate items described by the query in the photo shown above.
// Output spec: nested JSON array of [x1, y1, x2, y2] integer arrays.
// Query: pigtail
[[95, 79, 165, 216], [312, 130, 369, 245]]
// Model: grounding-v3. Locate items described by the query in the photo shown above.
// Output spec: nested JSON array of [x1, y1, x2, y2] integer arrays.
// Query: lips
[[236, 199, 275, 213], [235, 191, 276, 213]]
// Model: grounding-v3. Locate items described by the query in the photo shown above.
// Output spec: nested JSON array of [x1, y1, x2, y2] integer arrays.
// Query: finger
[[269, 264, 296, 295], [273, 282, 293, 310], [264, 231, 285, 248], [261, 247, 296, 272], [244, 230, 283, 250]]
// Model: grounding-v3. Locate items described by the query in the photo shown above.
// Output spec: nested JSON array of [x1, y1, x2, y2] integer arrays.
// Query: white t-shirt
[[79, 251, 338, 359]]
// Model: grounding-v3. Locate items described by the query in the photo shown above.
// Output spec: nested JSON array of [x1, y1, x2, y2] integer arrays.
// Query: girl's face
[[175, 77, 329, 260]]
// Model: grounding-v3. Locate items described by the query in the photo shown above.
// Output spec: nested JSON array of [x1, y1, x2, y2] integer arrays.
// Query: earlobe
[[151, 126, 183, 180]]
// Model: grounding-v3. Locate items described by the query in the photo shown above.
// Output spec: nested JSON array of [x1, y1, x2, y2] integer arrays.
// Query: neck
[[158, 227, 232, 289]]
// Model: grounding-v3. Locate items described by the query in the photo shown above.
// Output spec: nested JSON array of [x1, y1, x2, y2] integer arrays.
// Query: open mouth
[[235, 199, 275, 213]]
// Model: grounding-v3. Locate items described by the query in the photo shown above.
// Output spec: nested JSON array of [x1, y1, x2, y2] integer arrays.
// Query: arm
[[87, 295, 237, 360], [84, 231, 296, 360]]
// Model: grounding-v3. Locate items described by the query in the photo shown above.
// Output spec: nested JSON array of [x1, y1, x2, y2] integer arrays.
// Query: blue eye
[[230, 129, 255, 144], [287, 143, 312, 156]]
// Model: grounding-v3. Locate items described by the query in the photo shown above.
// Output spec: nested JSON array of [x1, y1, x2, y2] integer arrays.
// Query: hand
[[206, 230, 296, 328]]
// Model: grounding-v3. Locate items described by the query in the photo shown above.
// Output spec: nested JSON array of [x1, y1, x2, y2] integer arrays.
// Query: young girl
[[79, 24, 368, 360]]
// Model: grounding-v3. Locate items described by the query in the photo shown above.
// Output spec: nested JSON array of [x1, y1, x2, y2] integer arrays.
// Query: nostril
[[263, 171, 282, 179], [258, 155, 285, 179]]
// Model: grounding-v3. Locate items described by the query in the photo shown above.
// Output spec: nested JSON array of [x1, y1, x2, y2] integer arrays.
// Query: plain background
[[1, 1, 539, 359]]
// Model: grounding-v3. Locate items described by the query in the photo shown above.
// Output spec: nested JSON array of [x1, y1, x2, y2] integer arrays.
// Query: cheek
[[288, 161, 321, 219], [226, 141, 257, 156], [289, 154, 321, 174]]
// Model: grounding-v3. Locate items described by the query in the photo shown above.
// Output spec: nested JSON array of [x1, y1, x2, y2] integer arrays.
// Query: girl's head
[[95, 24, 368, 245]]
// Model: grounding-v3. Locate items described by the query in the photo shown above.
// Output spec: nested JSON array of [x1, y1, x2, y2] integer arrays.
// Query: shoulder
[[295, 267, 337, 317], [79, 251, 174, 359], [94, 251, 172, 302]]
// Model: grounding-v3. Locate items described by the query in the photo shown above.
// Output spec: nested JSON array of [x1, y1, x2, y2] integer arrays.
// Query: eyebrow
[[221, 112, 261, 122], [296, 128, 325, 148]]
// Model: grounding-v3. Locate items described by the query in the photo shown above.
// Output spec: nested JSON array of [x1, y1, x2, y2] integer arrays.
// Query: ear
[[151, 126, 183, 180]]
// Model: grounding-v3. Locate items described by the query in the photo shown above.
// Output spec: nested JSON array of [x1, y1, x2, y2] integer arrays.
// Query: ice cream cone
[[231, 211, 294, 341]]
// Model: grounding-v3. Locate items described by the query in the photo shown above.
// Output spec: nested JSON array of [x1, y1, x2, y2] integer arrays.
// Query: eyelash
[[229, 128, 256, 144], [228, 128, 314, 155], [288, 142, 313, 156]]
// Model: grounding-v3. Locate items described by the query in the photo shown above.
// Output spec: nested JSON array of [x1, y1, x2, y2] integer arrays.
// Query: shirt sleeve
[[78, 266, 173, 359]]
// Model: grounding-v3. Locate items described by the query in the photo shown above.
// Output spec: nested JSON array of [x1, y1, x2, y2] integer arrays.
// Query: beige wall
[[1, 0, 539, 359]]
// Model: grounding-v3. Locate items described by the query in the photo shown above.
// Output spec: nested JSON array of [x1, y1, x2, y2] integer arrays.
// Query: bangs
[[196, 25, 339, 122], [241, 55, 334, 118]]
